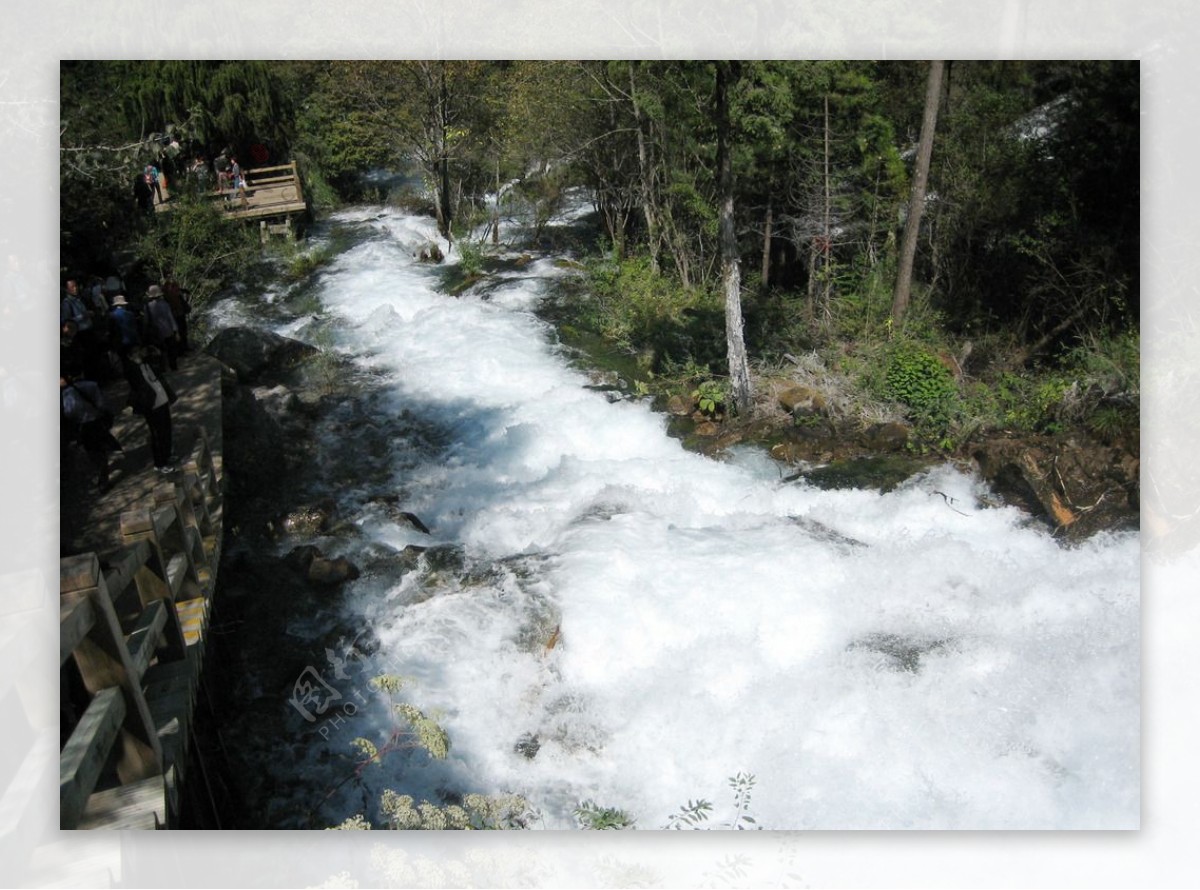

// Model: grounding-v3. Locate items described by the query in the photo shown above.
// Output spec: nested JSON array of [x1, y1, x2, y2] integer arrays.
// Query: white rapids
[[261, 203, 1138, 830]]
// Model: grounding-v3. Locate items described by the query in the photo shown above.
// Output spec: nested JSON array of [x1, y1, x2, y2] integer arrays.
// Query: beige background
[[3, 3, 1191, 885]]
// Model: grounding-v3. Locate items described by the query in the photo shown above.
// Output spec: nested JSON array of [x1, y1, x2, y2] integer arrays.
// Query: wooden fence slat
[[67, 563, 162, 785], [126, 599, 168, 678], [59, 595, 96, 667], [121, 505, 188, 660], [60, 688, 126, 829]]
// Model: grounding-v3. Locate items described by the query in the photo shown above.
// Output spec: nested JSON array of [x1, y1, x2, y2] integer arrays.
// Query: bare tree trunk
[[716, 62, 753, 416], [629, 63, 661, 274], [891, 60, 945, 325]]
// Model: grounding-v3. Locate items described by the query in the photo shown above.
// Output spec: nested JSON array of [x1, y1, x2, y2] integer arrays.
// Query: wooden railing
[[243, 161, 301, 189], [59, 427, 223, 830]]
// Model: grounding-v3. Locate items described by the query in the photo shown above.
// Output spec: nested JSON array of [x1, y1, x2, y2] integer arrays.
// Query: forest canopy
[[60, 60, 1139, 371]]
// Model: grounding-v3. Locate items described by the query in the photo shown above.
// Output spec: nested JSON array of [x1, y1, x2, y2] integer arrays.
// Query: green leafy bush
[[692, 379, 727, 416], [884, 343, 958, 429], [580, 253, 724, 368], [574, 799, 636, 830]]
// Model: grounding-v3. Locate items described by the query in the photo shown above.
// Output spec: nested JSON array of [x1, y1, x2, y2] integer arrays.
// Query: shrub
[[574, 800, 636, 830], [883, 343, 958, 430], [580, 253, 724, 367], [692, 379, 727, 417]]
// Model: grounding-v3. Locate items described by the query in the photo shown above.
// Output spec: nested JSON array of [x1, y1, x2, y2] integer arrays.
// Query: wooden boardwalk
[[155, 161, 308, 239], [59, 353, 225, 830]]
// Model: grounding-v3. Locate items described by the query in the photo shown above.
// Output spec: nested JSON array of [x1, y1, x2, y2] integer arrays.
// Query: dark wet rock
[[397, 511, 432, 535], [423, 544, 467, 577], [514, 732, 541, 760], [280, 498, 337, 537], [282, 543, 360, 588], [693, 420, 721, 438], [206, 326, 319, 384], [416, 242, 444, 263], [397, 544, 427, 572], [307, 555, 361, 587], [284, 544, 322, 573], [787, 516, 868, 549], [251, 383, 303, 421], [396, 543, 467, 582], [794, 455, 932, 493], [848, 632, 950, 673]]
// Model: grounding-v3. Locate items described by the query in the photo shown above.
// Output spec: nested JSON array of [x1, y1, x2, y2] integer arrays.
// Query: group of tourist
[[59, 272, 193, 493], [134, 144, 251, 213]]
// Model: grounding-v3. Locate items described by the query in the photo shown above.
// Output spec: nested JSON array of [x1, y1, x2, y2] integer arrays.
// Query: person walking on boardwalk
[[125, 346, 177, 474], [61, 371, 121, 492], [107, 295, 141, 369], [144, 284, 181, 370]]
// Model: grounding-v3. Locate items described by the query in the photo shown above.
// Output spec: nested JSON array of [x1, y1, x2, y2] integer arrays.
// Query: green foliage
[[996, 372, 1069, 432], [574, 799, 637, 830], [456, 239, 486, 279], [1085, 404, 1137, 443], [133, 196, 260, 314], [691, 379, 727, 416], [393, 703, 451, 760], [330, 792, 536, 830], [358, 674, 450, 763], [883, 342, 958, 429], [580, 253, 724, 370], [274, 242, 337, 281], [378, 790, 534, 830]]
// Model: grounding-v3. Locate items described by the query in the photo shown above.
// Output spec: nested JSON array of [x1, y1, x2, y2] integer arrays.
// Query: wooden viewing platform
[[59, 355, 226, 830], [155, 161, 308, 240]]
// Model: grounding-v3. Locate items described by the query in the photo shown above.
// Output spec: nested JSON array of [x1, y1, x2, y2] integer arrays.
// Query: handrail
[[59, 426, 223, 829]]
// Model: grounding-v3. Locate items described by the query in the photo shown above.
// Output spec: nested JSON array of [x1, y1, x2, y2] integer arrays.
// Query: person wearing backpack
[[125, 346, 178, 474], [60, 371, 121, 492], [144, 284, 181, 370]]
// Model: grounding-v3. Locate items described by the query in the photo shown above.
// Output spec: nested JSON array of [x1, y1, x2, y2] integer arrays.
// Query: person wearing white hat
[[144, 284, 180, 370], [107, 294, 141, 367]]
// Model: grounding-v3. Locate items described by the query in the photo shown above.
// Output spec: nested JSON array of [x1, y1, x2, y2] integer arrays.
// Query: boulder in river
[[206, 326, 319, 384], [284, 544, 361, 588], [280, 498, 337, 537]]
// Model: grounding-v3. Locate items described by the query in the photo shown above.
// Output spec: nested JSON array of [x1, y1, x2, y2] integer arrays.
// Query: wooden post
[[60, 554, 162, 789], [152, 482, 208, 600], [120, 509, 188, 661]]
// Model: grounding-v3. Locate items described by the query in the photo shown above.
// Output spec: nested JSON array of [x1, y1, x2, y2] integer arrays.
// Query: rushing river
[[214, 199, 1138, 830]]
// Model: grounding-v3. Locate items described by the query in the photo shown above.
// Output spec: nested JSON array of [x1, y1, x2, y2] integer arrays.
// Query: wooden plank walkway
[[155, 161, 307, 235], [59, 352, 225, 831]]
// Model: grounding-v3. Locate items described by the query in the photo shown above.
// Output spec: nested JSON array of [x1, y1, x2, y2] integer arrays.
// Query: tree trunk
[[716, 62, 753, 416], [492, 154, 501, 246], [629, 62, 661, 274], [891, 60, 945, 326], [437, 65, 453, 245], [761, 197, 773, 289], [821, 93, 833, 326]]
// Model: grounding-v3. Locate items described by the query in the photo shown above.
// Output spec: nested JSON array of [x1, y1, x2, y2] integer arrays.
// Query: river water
[[214, 199, 1138, 830]]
